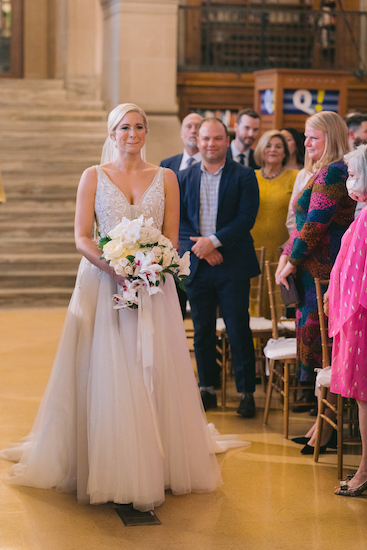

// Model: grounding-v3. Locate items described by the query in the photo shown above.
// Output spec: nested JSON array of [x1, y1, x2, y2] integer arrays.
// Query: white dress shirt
[[200, 164, 223, 248], [179, 150, 202, 171], [230, 141, 250, 166]]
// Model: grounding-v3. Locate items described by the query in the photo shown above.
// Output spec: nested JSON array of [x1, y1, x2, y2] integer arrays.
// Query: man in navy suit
[[178, 117, 260, 416], [160, 113, 203, 173], [226, 108, 261, 169]]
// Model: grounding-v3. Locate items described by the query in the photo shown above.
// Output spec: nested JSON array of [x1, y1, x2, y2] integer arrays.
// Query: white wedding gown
[[0, 166, 224, 511]]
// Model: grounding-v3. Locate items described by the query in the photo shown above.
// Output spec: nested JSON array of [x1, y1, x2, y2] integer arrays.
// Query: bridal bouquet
[[99, 216, 190, 309]]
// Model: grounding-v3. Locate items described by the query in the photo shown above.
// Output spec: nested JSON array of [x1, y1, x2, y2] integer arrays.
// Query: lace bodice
[[94, 165, 165, 237]]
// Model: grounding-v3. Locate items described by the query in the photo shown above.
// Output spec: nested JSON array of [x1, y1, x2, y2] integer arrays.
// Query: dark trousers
[[186, 261, 256, 394]]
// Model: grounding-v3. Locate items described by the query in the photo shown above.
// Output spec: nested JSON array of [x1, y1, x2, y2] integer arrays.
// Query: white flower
[[162, 247, 175, 268], [108, 217, 130, 238], [151, 246, 163, 263], [124, 219, 142, 244], [124, 265, 134, 276], [103, 238, 125, 260], [178, 251, 191, 276], [158, 234, 172, 247]]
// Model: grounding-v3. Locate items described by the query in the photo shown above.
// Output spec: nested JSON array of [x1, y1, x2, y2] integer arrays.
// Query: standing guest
[[160, 112, 203, 172], [276, 111, 355, 416], [327, 145, 367, 496], [227, 108, 261, 169], [160, 112, 203, 317], [0, 103, 222, 511], [280, 127, 305, 170], [251, 130, 298, 316], [178, 117, 260, 416], [345, 114, 367, 219], [292, 144, 367, 459], [345, 114, 367, 151]]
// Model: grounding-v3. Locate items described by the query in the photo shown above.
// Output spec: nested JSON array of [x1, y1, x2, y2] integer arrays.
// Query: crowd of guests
[[161, 106, 367, 497], [2, 101, 367, 508]]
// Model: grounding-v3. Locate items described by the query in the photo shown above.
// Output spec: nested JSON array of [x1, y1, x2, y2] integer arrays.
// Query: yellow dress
[[251, 169, 298, 317]]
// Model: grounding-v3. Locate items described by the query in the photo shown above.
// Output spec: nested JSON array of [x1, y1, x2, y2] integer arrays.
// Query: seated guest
[[280, 127, 305, 170], [160, 113, 203, 173], [292, 145, 367, 484], [227, 108, 261, 169], [251, 130, 298, 316]]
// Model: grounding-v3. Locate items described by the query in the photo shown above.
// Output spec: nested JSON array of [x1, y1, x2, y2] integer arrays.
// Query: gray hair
[[344, 143, 367, 196]]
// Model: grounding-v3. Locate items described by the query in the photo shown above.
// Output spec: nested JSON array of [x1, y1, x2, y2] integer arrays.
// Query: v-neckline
[[98, 166, 161, 207]]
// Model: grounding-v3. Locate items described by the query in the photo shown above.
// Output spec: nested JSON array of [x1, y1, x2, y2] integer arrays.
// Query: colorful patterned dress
[[329, 205, 367, 401], [283, 161, 355, 382]]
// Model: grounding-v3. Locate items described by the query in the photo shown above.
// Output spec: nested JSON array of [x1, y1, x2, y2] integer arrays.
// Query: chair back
[[250, 246, 265, 317], [265, 261, 288, 339], [314, 278, 331, 369]]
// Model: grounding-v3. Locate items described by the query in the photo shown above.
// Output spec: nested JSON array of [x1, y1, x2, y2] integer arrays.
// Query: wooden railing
[[178, 4, 367, 76]]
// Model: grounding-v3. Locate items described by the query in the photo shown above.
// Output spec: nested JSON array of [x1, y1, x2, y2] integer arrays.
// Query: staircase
[[0, 79, 108, 308]]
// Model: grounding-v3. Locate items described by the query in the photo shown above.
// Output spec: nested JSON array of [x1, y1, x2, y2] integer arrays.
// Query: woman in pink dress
[[326, 144, 367, 496]]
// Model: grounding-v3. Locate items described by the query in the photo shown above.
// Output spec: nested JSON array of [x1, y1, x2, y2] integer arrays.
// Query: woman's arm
[[162, 168, 180, 249], [74, 167, 125, 284]]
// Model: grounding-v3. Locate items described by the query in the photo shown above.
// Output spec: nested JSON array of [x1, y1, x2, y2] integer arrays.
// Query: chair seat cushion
[[279, 320, 296, 332], [263, 337, 297, 360]]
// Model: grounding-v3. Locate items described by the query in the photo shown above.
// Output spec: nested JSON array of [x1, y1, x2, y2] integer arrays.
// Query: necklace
[[260, 167, 284, 180]]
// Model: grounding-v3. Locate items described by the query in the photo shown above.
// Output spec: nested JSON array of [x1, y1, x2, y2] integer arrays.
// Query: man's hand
[[205, 249, 223, 266], [190, 236, 215, 259]]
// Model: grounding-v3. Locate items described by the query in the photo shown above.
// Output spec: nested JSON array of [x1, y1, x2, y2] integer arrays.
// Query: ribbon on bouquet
[[137, 290, 165, 459]]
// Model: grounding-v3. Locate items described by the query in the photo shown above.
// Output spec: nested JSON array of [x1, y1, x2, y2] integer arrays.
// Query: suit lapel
[[218, 161, 232, 208]]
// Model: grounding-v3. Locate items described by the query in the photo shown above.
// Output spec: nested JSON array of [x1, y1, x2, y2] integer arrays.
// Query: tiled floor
[[0, 308, 365, 550]]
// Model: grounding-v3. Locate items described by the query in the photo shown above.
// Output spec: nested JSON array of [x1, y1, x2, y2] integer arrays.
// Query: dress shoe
[[237, 393, 256, 418], [200, 390, 217, 411], [335, 478, 367, 497], [291, 436, 310, 445], [300, 429, 337, 454]]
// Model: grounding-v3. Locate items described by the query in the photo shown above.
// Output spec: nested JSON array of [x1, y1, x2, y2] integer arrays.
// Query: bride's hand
[[112, 272, 129, 287]]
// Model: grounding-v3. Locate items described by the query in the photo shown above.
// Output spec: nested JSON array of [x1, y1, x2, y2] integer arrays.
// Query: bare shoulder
[[78, 165, 98, 193], [161, 166, 178, 188]]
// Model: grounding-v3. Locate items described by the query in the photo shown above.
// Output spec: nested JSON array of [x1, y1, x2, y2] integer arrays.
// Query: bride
[[0, 103, 223, 511]]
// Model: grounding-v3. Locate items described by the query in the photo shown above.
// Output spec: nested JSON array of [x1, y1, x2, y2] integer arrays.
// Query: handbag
[[280, 275, 299, 307]]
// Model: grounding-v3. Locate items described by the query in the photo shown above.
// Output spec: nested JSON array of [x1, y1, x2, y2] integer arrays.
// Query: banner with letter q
[[283, 89, 339, 115]]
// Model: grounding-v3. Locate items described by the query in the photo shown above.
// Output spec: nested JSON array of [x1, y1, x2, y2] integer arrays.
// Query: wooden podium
[[253, 69, 348, 133]]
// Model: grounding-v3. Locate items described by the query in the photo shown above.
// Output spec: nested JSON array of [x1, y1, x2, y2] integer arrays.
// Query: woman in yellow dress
[[252, 130, 299, 317]]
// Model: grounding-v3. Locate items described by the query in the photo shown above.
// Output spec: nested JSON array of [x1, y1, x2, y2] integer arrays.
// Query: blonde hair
[[304, 111, 349, 173], [108, 103, 148, 135], [101, 103, 148, 164], [254, 129, 289, 168]]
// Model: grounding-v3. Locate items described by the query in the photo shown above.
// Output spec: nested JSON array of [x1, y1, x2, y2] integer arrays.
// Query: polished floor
[[0, 308, 365, 550]]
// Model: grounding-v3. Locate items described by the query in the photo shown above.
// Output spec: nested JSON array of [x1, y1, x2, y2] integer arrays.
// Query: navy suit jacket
[[226, 147, 260, 170], [160, 154, 183, 174], [178, 160, 260, 281]]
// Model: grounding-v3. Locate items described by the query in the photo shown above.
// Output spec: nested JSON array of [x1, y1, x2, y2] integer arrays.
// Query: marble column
[[99, 0, 183, 164]]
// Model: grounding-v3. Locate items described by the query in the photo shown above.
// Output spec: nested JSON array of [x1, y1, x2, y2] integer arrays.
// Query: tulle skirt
[[0, 258, 222, 511]]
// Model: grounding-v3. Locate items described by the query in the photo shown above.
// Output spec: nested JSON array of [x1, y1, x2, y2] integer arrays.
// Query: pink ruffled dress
[[329, 205, 367, 401]]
